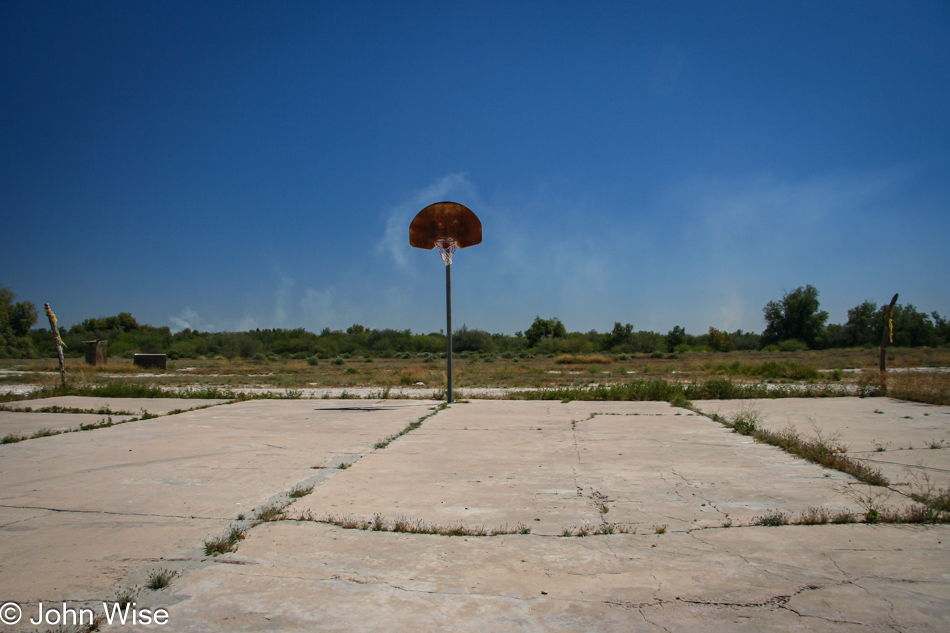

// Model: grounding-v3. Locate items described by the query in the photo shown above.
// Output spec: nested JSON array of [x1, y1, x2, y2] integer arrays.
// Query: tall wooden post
[[45, 303, 67, 386], [879, 293, 899, 374]]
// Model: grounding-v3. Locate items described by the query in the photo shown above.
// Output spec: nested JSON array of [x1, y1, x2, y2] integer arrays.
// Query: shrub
[[778, 339, 809, 352]]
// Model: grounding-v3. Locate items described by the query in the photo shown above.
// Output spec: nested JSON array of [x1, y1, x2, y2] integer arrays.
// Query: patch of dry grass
[[887, 371, 950, 405], [3, 348, 948, 396], [555, 354, 612, 365]]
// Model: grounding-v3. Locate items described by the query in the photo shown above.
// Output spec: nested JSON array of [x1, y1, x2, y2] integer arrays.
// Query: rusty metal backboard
[[409, 201, 482, 249]]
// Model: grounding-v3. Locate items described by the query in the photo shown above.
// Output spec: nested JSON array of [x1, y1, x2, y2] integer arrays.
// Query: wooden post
[[44, 303, 67, 386], [879, 293, 899, 374]]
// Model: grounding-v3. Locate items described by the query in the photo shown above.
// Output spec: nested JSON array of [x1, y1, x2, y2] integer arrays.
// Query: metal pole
[[445, 260, 453, 404]]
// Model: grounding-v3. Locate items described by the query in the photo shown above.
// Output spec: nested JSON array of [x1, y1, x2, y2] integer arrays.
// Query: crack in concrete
[[611, 583, 867, 624], [823, 555, 904, 633], [0, 503, 223, 521], [668, 467, 729, 520]]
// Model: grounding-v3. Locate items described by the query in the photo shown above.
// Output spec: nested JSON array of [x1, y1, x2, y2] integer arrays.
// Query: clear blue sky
[[3, 1, 948, 336]]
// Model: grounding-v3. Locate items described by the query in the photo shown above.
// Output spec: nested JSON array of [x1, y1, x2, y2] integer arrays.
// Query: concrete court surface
[[697, 397, 950, 494], [0, 399, 438, 608], [1, 396, 231, 415], [1, 398, 948, 632], [0, 397, 228, 437], [0, 411, 137, 437]]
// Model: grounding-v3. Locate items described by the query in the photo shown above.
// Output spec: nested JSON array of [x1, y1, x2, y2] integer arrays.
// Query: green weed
[[288, 485, 314, 498], [145, 567, 180, 590], [751, 510, 790, 526], [203, 525, 247, 556], [253, 503, 286, 523]]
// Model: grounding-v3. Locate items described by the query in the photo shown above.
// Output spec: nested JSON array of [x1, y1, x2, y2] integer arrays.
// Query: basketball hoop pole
[[445, 257, 453, 404], [409, 201, 481, 405]]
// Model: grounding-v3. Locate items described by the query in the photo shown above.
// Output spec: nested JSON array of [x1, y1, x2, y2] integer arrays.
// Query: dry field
[[2, 347, 949, 403]]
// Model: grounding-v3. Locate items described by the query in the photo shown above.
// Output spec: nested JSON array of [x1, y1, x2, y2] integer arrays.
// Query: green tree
[[10, 300, 37, 337], [707, 327, 734, 352], [666, 325, 686, 352], [891, 304, 938, 347], [0, 283, 38, 358], [602, 322, 633, 351], [842, 300, 880, 347], [933, 312, 950, 346], [453, 325, 496, 353], [761, 285, 829, 349], [525, 316, 566, 347]]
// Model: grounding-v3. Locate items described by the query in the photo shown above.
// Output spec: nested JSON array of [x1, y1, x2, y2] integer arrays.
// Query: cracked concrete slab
[[697, 397, 950, 490], [1, 396, 231, 415], [0, 411, 136, 437], [0, 400, 437, 605], [2, 398, 948, 632], [156, 522, 949, 632], [292, 400, 864, 534]]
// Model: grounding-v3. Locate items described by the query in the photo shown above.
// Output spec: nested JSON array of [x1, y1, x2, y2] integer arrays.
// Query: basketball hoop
[[436, 238, 457, 266], [409, 202, 482, 404]]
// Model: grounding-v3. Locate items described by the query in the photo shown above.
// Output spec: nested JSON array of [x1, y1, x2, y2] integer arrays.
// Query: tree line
[[3, 283, 948, 361]]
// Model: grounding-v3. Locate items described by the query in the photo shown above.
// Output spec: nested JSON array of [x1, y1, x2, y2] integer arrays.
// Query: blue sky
[[2, 1, 948, 336]]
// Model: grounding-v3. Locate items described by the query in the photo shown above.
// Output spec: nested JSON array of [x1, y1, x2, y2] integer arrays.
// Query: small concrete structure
[[83, 340, 108, 365], [133, 352, 167, 369]]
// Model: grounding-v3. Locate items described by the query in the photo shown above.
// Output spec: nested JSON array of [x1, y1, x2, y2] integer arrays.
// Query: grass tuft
[[253, 503, 286, 523], [288, 485, 314, 498], [145, 567, 180, 590], [751, 510, 790, 527], [203, 525, 246, 556]]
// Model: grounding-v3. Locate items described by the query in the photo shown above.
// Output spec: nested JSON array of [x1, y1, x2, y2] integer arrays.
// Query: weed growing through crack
[[560, 523, 631, 536], [374, 403, 446, 450], [654, 524, 668, 534], [751, 510, 790, 526], [711, 407, 890, 487], [114, 587, 139, 609], [795, 507, 856, 525], [288, 485, 314, 498], [145, 568, 180, 590], [315, 513, 529, 537], [204, 525, 247, 555], [253, 503, 286, 523], [1, 433, 24, 444], [907, 472, 950, 516], [844, 484, 950, 524], [590, 489, 610, 515]]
